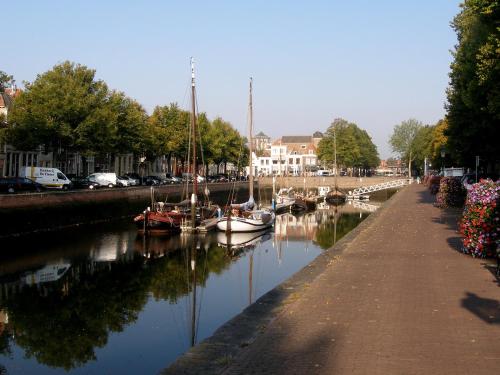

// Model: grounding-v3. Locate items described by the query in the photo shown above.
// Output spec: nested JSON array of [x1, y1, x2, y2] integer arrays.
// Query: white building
[[253, 133, 322, 176]]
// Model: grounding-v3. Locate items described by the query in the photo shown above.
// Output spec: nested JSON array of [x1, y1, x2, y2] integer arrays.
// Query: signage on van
[[20, 167, 71, 189]]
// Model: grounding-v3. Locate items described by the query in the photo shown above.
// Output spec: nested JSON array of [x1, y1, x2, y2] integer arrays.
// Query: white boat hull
[[216, 211, 275, 232]]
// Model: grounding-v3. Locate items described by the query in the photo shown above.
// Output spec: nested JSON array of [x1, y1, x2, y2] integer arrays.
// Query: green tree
[[0, 70, 13, 92], [412, 125, 435, 175], [7, 61, 109, 153], [318, 118, 379, 172], [389, 118, 423, 177], [148, 103, 191, 171], [446, 0, 500, 169]]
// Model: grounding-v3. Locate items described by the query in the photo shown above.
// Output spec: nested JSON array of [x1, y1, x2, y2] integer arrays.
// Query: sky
[[4, 0, 461, 159]]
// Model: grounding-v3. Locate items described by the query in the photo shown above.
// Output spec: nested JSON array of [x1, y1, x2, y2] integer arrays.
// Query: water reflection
[[0, 201, 378, 374]]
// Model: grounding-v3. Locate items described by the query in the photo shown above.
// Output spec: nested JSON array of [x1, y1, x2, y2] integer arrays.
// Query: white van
[[316, 170, 331, 177], [88, 173, 117, 187], [20, 167, 71, 189]]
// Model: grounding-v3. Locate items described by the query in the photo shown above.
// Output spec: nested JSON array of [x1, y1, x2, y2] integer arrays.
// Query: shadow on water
[[461, 292, 500, 324]]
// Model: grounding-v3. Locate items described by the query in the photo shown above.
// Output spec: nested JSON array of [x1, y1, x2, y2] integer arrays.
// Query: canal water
[[0, 192, 393, 374]]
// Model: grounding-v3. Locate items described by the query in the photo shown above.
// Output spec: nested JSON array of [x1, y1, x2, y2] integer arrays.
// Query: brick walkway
[[165, 185, 500, 375]]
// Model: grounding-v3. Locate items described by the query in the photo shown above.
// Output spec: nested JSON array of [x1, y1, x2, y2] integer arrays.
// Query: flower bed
[[460, 179, 500, 258], [435, 177, 466, 208]]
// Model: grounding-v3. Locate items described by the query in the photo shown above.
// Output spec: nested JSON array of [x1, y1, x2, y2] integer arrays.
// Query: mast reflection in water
[[0, 200, 379, 374]]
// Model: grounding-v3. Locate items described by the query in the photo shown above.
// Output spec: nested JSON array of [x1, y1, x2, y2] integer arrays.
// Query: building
[[253, 133, 322, 176], [376, 159, 404, 176], [253, 131, 271, 155]]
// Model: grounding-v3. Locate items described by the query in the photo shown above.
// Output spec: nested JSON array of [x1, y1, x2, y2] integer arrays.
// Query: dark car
[[0, 177, 46, 194], [69, 176, 101, 190], [144, 176, 162, 185]]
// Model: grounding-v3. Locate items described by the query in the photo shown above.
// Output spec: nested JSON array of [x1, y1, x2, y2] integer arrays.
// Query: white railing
[[349, 179, 410, 197]]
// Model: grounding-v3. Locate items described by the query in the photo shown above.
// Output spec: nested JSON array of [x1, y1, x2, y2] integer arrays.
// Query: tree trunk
[[408, 150, 412, 179]]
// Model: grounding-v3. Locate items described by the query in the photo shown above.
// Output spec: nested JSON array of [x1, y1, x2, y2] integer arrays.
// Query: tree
[[412, 125, 434, 174], [0, 70, 13, 92], [7, 61, 109, 154], [446, 0, 500, 169], [389, 118, 423, 177], [318, 118, 379, 172]]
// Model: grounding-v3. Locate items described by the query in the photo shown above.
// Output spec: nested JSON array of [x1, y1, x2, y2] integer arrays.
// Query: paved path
[[165, 185, 500, 374]]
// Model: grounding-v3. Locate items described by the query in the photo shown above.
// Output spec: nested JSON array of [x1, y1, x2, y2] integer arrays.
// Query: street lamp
[[440, 146, 445, 175]]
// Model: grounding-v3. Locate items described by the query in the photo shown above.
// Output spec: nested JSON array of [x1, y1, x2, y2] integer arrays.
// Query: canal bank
[[0, 182, 249, 238], [163, 184, 500, 375]]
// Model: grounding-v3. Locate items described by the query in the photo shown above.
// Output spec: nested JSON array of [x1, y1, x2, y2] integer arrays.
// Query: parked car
[[88, 173, 117, 188], [144, 176, 162, 185], [69, 176, 101, 190], [0, 177, 46, 193], [119, 175, 139, 186], [116, 176, 129, 187], [164, 176, 181, 184]]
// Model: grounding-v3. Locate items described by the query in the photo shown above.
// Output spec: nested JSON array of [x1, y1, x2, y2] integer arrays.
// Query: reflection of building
[[90, 233, 133, 262], [274, 213, 319, 241]]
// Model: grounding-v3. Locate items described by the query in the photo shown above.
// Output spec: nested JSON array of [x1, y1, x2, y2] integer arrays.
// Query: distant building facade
[[376, 159, 404, 176], [252, 132, 323, 176]]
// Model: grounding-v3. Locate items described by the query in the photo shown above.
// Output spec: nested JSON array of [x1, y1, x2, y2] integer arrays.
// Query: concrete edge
[[161, 187, 408, 374]]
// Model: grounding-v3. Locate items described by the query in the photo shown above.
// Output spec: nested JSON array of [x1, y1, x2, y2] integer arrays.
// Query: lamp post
[[440, 147, 445, 175]]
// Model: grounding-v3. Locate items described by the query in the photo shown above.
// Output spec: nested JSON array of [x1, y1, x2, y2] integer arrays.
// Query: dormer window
[[301, 145, 306, 149]]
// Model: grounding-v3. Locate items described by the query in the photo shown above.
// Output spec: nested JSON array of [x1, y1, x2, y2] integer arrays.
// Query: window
[[57, 172, 67, 180], [272, 160, 277, 164], [289, 158, 293, 164], [296, 158, 300, 164], [301, 145, 306, 149]]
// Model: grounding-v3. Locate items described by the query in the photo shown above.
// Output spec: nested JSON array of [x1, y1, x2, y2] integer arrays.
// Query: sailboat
[[134, 58, 219, 234], [216, 78, 275, 232], [325, 125, 346, 204]]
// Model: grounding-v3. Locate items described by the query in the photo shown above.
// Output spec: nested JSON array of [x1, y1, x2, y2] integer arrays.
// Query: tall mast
[[191, 57, 198, 197], [248, 77, 254, 200], [334, 125, 338, 190]]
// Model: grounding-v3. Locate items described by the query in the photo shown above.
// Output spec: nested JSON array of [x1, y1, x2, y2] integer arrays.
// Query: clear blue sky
[[4, 0, 460, 159]]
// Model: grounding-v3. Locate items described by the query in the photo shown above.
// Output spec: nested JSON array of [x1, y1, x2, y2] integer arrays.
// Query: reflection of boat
[[217, 78, 275, 232], [217, 230, 271, 251], [22, 262, 71, 285]]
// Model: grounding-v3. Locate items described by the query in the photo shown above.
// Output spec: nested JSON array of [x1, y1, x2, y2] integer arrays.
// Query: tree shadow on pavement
[[223, 321, 339, 375], [481, 261, 500, 287], [461, 292, 500, 324], [447, 236, 463, 253], [417, 189, 434, 204]]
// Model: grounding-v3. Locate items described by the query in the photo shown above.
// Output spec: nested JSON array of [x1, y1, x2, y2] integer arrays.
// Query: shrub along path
[[165, 184, 500, 375]]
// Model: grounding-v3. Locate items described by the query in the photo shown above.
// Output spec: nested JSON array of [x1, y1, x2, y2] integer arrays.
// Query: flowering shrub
[[460, 179, 500, 258], [435, 177, 466, 208]]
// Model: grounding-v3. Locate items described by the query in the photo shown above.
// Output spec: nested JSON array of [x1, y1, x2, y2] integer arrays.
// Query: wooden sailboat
[[135, 58, 219, 234], [216, 78, 275, 232]]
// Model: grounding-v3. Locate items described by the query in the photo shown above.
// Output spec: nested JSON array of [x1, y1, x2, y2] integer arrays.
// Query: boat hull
[[134, 211, 184, 234], [216, 213, 275, 232]]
